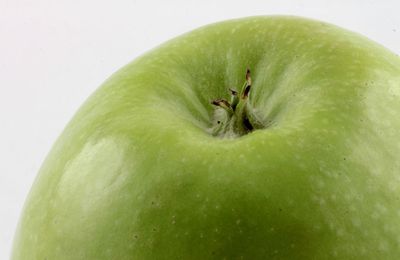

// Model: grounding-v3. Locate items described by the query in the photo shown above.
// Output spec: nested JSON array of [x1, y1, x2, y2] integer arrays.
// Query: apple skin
[[12, 16, 400, 259]]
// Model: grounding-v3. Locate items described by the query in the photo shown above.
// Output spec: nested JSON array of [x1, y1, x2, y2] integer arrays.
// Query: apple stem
[[211, 69, 264, 137]]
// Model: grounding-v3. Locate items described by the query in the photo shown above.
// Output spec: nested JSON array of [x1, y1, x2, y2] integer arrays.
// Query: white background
[[1, 0, 399, 258]]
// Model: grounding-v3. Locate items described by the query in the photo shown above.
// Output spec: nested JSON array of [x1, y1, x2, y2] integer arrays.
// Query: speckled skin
[[12, 16, 400, 259]]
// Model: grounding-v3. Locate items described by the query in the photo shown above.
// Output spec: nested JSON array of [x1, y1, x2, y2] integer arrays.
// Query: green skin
[[12, 16, 400, 259]]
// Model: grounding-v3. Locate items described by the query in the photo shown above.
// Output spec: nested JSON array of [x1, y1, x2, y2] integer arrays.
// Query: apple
[[12, 16, 400, 259]]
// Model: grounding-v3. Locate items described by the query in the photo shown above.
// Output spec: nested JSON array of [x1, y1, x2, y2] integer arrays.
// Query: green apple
[[12, 16, 400, 259]]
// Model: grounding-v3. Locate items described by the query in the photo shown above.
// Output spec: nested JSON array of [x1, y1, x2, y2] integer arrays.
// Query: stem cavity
[[210, 69, 264, 138]]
